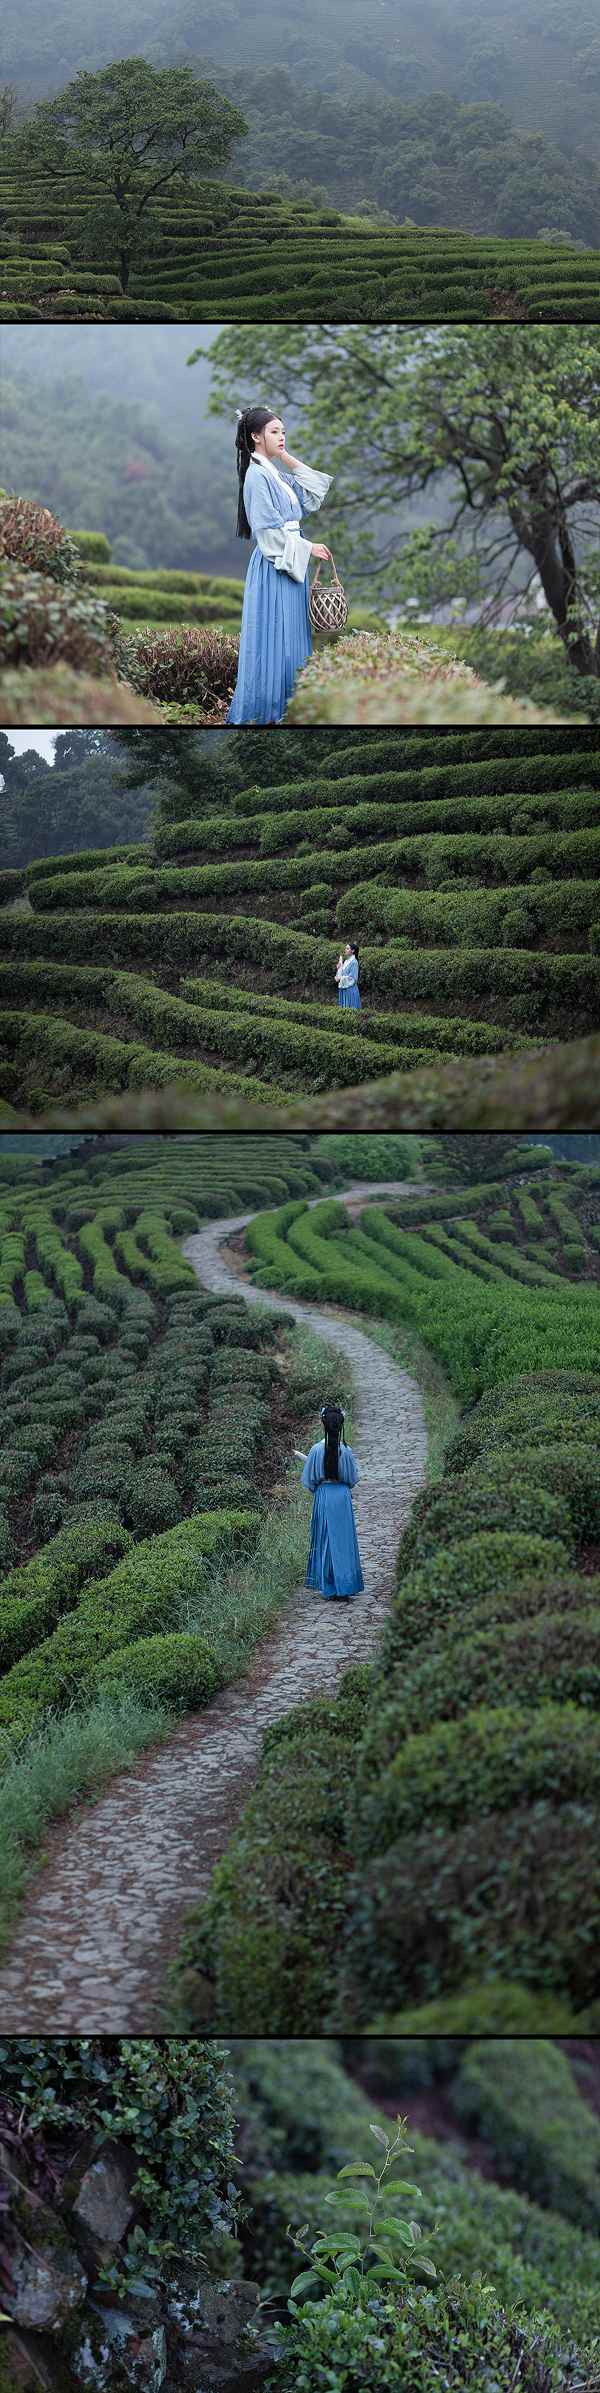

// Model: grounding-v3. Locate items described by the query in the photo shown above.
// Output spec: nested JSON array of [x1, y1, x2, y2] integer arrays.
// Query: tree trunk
[[510, 486, 598, 677], [118, 249, 130, 293]]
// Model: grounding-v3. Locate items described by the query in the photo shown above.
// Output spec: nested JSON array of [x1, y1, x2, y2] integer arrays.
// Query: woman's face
[[253, 416, 285, 460], [344, 943, 351, 957]]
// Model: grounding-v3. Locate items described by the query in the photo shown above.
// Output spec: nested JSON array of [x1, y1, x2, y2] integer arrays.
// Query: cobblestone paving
[[0, 1184, 427, 2030]]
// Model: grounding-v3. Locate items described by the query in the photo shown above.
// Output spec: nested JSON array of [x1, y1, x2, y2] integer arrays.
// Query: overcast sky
[[6, 732, 57, 762]]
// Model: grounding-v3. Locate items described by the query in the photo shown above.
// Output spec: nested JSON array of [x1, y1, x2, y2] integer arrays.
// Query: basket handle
[[312, 555, 340, 586]]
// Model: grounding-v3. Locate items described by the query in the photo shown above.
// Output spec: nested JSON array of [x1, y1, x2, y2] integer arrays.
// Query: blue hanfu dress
[[338, 956, 361, 1011], [227, 453, 332, 725], [302, 1439, 364, 1600]]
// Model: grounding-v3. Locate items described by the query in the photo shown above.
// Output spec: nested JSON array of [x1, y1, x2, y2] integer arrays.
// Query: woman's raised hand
[[311, 543, 331, 562]]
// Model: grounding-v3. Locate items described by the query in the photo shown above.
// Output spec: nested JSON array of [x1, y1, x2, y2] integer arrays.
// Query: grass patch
[[0, 1319, 351, 1949], [0, 1686, 171, 1953]]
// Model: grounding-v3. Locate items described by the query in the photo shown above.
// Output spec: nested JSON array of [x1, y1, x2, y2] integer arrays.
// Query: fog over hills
[[3, 0, 600, 241]]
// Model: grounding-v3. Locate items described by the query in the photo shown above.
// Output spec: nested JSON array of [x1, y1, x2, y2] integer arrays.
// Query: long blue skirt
[[306, 1481, 365, 1601], [338, 986, 361, 1010], [227, 552, 312, 724]]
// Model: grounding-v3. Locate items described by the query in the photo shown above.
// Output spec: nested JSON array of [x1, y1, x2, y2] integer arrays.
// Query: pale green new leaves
[[287, 2114, 437, 2312]]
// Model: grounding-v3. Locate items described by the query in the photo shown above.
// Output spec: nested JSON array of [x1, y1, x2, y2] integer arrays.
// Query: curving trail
[[0, 1183, 427, 2031]]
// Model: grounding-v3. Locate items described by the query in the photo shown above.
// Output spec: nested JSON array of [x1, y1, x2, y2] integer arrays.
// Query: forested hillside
[[3, 0, 600, 238], [0, 729, 155, 866], [0, 330, 236, 576]]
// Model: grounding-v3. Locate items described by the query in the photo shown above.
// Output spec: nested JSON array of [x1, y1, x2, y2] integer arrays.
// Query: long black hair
[[235, 405, 276, 538], [321, 1402, 346, 1480]]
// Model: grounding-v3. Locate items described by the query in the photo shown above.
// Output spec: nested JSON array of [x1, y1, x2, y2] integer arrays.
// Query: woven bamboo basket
[[308, 555, 349, 634]]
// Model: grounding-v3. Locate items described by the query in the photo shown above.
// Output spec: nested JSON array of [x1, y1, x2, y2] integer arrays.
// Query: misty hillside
[[0, 328, 240, 577], [3, 0, 600, 242], [0, 326, 460, 593]]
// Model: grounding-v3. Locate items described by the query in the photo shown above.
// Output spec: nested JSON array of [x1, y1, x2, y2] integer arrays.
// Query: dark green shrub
[[122, 1463, 181, 1536], [454, 2039, 600, 2231], [96, 1629, 221, 1708], [341, 1801, 600, 2013], [384, 1532, 569, 1667], [398, 1477, 573, 1567], [0, 1508, 258, 1745], [367, 1986, 584, 2033], [0, 1507, 132, 1671], [269, 2277, 594, 2393], [360, 1612, 600, 1769], [359, 1703, 600, 1856]]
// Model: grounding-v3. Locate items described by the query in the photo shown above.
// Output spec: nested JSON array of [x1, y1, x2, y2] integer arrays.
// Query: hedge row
[[453, 2037, 600, 2233], [28, 832, 600, 915], [171, 1179, 600, 2032], [0, 1509, 257, 1750], [231, 2037, 600, 2343], [0, 1508, 132, 1670], [2, 911, 598, 1033], [0, 1008, 289, 1111], [232, 740, 599, 813], [348, 875, 600, 949], [158, 782, 600, 856]]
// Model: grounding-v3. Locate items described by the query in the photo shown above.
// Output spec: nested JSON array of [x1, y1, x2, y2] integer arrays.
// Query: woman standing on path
[[227, 405, 332, 724], [300, 1402, 364, 1600], [336, 942, 361, 1009]]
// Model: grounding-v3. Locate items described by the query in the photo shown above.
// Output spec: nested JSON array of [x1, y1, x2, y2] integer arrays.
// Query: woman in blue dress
[[300, 1403, 364, 1601], [335, 943, 361, 1010], [227, 404, 332, 725]]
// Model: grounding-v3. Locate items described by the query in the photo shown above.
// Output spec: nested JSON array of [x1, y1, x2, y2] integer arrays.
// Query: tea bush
[[173, 1164, 600, 2029], [2, 724, 597, 1117]]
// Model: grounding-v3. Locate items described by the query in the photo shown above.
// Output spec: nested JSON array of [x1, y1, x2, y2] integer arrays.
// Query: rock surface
[[73, 2147, 135, 2247], [7, 2245, 87, 2334], [174, 2281, 278, 2388]]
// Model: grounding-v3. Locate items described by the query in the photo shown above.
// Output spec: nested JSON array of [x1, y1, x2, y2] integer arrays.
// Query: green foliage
[[96, 1628, 221, 1708], [230, 2037, 600, 2349], [120, 622, 239, 706], [173, 1166, 600, 2030], [0, 493, 82, 584], [0, 1509, 133, 1670], [287, 2115, 435, 2306], [0, 2035, 239, 2289], [270, 2275, 592, 2393], [2, 725, 599, 1114], [210, 326, 600, 693], [453, 2040, 600, 2231], [0, 562, 116, 673], [9, 61, 247, 291], [0, 1509, 258, 1747]]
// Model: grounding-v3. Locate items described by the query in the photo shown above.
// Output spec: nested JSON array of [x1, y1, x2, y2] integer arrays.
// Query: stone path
[[0, 1183, 427, 2031]]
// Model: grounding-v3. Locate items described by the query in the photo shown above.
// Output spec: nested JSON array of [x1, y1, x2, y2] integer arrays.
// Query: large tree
[[7, 60, 246, 290], [110, 727, 327, 817], [432, 1136, 542, 1184], [0, 732, 153, 867], [201, 325, 600, 677]]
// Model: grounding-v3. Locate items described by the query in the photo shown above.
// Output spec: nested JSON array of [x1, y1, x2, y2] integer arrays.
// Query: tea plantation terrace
[[1, 172, 599, 320], [0, 1133, 362, 1769], [172, 1157, 600, 2032], [1, 727, 599, 1115], [230, 2036, 600, 2356]]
